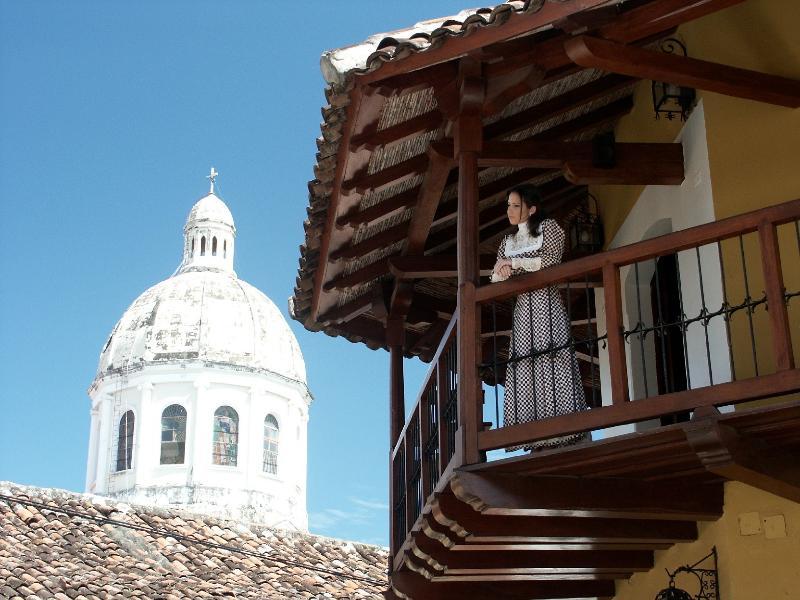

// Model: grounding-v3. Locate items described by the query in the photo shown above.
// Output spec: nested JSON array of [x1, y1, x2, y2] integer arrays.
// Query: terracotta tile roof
[[320, 1, 545, 88], [0, 482, 388, 599]]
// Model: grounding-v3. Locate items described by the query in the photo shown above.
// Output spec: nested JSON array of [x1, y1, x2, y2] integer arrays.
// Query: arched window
[[212, 406, 238, 466], [190, 238, 195, 258], [263, 415, 279, 475], [212, 237, 217, 256], [160, 404, 187, 465], [200, 236, 206, 256], [223, 239, 227, 258], [115, 411, 135, 471]]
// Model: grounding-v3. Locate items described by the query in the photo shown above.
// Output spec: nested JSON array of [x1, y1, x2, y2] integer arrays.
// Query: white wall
[[87, 364, 309, 531], [595, 102, 733, 439]]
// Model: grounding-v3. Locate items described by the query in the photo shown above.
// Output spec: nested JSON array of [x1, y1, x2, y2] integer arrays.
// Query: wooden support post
[[388, 318, 406, 445], [455, 58, 484, 467], [602, 262, 630, 404], [758, 221, 795, 371], [387, 318, 405, 572]]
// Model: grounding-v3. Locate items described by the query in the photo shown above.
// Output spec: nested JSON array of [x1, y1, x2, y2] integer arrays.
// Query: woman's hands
[[493, 258, 512, 280]]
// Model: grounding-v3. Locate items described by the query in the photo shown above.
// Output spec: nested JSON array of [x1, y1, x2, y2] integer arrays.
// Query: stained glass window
[[115, 410, 135, 472], [263, 415, 279, 475], [212, 406, 239, 466], [160, 404, 187, 465]]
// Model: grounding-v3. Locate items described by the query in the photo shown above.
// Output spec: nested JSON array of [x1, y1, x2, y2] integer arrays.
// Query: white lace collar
[[505, 220, 543, 256]]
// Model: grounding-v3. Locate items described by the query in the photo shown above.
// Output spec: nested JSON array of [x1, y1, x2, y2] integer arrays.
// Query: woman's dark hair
[[507, 183, 547, 233]]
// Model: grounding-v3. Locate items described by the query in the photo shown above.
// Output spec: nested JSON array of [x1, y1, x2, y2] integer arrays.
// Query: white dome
[[186, 193, 235, 231], [96, 270, 306, 385]]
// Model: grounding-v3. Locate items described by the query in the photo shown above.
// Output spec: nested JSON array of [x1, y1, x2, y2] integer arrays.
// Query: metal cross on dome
[[207, 167, 219, 194]]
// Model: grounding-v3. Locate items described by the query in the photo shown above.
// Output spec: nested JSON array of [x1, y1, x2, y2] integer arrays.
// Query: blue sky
[[0, 0, 470, 546]]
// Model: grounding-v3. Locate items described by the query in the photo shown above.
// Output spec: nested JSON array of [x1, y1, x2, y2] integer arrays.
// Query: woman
[[491, 184, 588, 450]]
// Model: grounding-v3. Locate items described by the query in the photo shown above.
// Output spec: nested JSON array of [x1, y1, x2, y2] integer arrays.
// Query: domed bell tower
[[86, 170, 311, 531]]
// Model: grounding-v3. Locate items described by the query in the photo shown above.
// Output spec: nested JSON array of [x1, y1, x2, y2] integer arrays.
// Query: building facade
[[86, 180, 311, 531]]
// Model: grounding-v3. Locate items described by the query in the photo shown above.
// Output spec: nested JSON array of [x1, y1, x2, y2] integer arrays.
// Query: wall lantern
[[654, 547, 719, 600], [652, 38, 696, 121], [569, 192, 604, 254]]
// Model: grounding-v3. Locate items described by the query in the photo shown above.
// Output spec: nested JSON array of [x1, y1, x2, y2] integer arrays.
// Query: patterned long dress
[[492, 218, 589, 450]]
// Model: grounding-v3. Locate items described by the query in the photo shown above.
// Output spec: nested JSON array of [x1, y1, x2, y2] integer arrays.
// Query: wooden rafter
[[389, 254, 497, 279], [329, 221, 408, 261], [484, 73, 635, 140], [598, 0, 746, 43], [322, 256, 395, 292], [565, 35, 800, 108], [391, 570, 615, 600], [341, 153, 428, 196], [349, 109, 443, 152]]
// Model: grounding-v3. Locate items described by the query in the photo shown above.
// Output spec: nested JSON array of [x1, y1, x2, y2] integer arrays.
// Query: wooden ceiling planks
[[295, 0, 771, 355]]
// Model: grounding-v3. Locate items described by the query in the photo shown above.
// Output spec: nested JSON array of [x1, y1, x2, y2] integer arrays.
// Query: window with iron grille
[[212, 406, 239, 466], [115, 410, 135, 472], [263, 414, 279, 475], [160, 404, 187, 465]]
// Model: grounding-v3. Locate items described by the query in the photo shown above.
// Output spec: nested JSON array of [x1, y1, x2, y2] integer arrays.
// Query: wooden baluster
[[759, 221, 795, 370], [603, 262, 630, 404], [419, 383, 432, 504], [437, 349, 450, 476], [404, 418, 417, 534]]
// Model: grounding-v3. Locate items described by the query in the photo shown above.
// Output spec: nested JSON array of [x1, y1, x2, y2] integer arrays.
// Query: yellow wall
[[592, 0, 800, 387], [613, 482, 800, 600]]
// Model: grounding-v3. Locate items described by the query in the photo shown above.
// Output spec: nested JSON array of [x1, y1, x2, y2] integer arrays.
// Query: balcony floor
[[388, 399, 800, 600]]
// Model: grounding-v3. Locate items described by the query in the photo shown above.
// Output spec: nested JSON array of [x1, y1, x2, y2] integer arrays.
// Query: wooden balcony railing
[[389, 197, 800, 558], [476, 198, 800, 453], [390, 316, 458, 555]]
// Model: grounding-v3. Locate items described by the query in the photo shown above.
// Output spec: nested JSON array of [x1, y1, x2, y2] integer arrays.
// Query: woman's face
[[507, 191, 534, 225]]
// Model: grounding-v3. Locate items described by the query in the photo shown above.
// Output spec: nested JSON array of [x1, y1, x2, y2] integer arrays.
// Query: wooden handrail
[[476, 197, 800, 305]]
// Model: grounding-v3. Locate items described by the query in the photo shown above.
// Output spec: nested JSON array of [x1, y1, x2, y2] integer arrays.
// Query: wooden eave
[[291, 0, 798, 358]]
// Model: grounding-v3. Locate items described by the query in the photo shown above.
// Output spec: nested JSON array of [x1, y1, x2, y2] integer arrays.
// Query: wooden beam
[[409, 319, 450, 356], [354, 0, 613, 86], [565, 141, 685, 185], [341, 153, 429, 196], [391, 570, 615, 600], [389, 254, 497, 279], [350, 109, 443, 152], [449, 472, 723, 521], [336, 185, 419, 229], [434, 492, 698, 543], [323, 256, 395, 291], [318, 293, 377, 326], [599, 0, 746, 43], [482, 64, 545, 116], [686, 412, 800, 503], [565, 35, 800, 108], [330, 222, 409, 261], [485, 73, 635, 140]]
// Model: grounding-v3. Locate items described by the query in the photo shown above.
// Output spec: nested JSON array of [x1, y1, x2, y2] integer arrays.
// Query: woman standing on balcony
[[491, 184, 588, 450]]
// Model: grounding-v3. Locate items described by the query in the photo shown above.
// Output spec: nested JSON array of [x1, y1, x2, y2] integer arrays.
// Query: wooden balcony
[[387, 199, 800, 600]]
